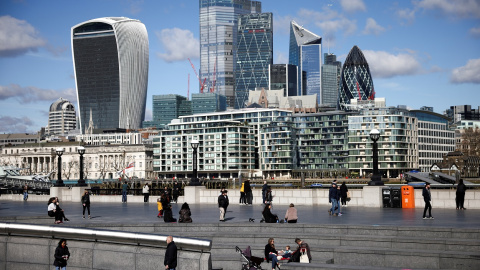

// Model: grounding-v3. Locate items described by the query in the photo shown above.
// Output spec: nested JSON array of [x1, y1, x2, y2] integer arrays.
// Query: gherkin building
[[338, 45, 375, 110]]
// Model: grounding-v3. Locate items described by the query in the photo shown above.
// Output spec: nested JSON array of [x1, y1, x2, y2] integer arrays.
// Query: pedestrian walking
[[340, 182, 348, 207], [172, 180, 181, 203], [121, 181, 128, 203], [53, 238, 70, 270], [164, 236, 177, 270], [81, 190, 91, 219], [23, 184, 28, 201], [422, 183, 433, 219], [143, 183, 150, 203], [262, 180, 269, 204], [244, 180, 252, 205], [456, 179, 467, 210], [218, 189, 229, 222], [328, 183, 341, 216]]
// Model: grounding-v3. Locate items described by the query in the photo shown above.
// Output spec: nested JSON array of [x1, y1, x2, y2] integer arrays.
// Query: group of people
[[239, 180, 253, 205], [121, 181, 182, 203], [328, 181, 349, 216], [261, 203, 298, 223], [47, 190, 91, 223], [264, 237, 312, 269]]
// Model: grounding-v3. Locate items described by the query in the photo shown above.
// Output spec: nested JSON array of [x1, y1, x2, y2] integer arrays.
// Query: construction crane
[[188, 58, 206, 93]]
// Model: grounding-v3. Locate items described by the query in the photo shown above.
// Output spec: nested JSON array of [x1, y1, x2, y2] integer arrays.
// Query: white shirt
[[143, 185, 149, 193], [48, 203, 56, 212]]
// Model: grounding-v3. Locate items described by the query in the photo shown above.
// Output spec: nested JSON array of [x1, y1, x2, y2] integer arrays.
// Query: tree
[[459, 127, 480, 157]]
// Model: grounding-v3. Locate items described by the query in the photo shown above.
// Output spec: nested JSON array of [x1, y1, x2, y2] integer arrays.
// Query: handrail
[[0, 222, 211, 252]]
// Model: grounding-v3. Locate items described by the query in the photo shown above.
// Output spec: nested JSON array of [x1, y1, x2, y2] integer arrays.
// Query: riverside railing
[[0, 222, 212, 252]]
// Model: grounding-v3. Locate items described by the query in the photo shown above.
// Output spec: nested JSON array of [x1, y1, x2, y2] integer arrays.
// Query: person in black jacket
[[53, 238, 70, 269], [164, 236, 177, 270], [262, 204, 278, 223], [163, 204, 177, 223], [178, 202, 192, 223], [264, 237, 280, 270], [81, 190, 91, 219], [328, 183, 340, 216], [340, 182, 348, 207], [172, 181, 181, 203], [218, 190, 229, 221], [456, 179, 467, 210], [244, 180, 252, 204], [422, 183, 433, 219]]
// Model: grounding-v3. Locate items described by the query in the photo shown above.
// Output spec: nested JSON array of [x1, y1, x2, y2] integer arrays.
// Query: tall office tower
[[71, 17, 149, 134], [149, 95, 192, 129], [338, 45, 375, 110], [235, 12, 273, 109], [269, 64, 299, 97], [321, 53, 342, 107], [288, 21, 322, 102], [47, 98, 77, 136], [199, 0, 261, 108], [192, 93, 227, 114]]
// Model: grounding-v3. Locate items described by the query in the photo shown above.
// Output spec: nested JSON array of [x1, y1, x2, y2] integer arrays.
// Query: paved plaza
[[1, 199, 479, 228]]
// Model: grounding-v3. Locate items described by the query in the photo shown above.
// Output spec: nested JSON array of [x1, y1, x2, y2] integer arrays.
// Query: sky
[[0, 0, 479, 133]]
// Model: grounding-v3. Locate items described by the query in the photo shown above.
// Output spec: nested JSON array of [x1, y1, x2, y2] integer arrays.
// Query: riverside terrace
[[1, 200, 480, 269]]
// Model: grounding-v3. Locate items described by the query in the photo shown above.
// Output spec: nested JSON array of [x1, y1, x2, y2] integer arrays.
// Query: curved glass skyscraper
[[71, 17, 149, 133], [338, 45, 374, 110]]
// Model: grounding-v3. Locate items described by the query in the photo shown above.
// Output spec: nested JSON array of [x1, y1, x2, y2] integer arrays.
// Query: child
[[282, 245, 292, 259], [157, 197, 163, 218]]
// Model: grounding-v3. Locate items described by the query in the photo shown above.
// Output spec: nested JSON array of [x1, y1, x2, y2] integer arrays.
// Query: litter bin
[[391, 187, 402, 208], [382, 188, 392, 208], [401, 185, 415, 208]]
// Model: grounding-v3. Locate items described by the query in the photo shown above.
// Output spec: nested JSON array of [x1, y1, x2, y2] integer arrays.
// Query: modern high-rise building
[[288, 21, 322, 101], [234, 12, 273, 109], [321, 53, 341, 108], [338, 45, 375, 110], [269, 64, 299, 97], [46, 98, 77, 136], [192, 93, 227, 114], [199, 0, 261, 108], [71, 17, 149, 133], [144, 95, 191, 129]]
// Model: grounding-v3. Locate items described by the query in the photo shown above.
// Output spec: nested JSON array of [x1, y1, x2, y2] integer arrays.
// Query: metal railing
[[0, 222, 211, 252]]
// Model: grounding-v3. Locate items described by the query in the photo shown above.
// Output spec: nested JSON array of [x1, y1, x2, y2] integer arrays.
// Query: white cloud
[[415, 0, 480, 19], [273, 14, 294, 35], [156, 28, 199, 62], [0, 84, 76, 104], [340, 0, 366, 13], [316, 17, 357, 37], [451, 58, 480, 84], [274, 51, 288, 64], [363, 50, 422, 78], [470, 26, 480, 38], [0, 15, 46, 57], [0, 116, 35, 133], [363, 18, 385, 35]]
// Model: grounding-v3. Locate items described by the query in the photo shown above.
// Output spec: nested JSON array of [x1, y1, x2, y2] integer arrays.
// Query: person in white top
[[143, 183, 150, 203]]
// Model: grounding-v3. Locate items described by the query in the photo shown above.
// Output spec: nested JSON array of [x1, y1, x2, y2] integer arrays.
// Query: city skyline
[[0, 0, 479, 133]]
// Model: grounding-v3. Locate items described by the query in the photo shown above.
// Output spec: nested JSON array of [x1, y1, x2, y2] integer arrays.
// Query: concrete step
[[281, 262, 457, 270]]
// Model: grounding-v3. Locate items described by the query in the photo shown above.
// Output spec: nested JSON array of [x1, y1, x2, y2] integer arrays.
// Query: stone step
[[281, 262, 457, 270]]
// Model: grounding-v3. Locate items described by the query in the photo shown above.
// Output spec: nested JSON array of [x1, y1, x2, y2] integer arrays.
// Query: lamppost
[[77, 146, 87, 186], [54, 148, 64, 187], [189, 139, 201, 186], [369, 129, 384, 186]]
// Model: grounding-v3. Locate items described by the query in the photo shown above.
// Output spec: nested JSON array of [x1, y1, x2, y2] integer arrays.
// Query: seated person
[[281, 245, 292, 259], [262, 204, 279, 223], [264, 238, 280, 270], [163, 204, 177, 223], [178, 202, 192, 223]]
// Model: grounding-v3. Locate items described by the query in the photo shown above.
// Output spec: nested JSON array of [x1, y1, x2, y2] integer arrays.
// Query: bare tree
[[63, 161, 78, 180], [459, 127, 480, 156]]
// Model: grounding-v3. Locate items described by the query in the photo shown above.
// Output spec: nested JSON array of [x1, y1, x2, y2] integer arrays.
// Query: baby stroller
[[236, 246, 264, 270]]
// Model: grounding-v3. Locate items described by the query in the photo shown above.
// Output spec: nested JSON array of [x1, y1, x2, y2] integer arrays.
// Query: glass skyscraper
[[338, 45, 375, 110], [288, 21, 322, 101], [71, 17, 149, 133], [269, 64, 299, 97], [321, 53, 342, 108], [199, 0, 261, 108], [234, 12, 273, 109]]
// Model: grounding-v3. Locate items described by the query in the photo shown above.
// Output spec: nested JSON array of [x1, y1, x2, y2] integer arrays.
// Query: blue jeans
[[23, 192, 28, 200], [337, 199, 341, 213], [331, 199, 339, 214], [55, 266, 66, 270], [268, 253, 278, 268], [122, 191, 127, 202]]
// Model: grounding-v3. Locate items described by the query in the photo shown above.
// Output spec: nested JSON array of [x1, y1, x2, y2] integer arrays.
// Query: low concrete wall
[[1, 186, 479, 209]]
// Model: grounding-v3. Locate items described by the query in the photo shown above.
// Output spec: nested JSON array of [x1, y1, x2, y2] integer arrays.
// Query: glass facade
[[192, 92, 227, 114], [47, 98, 77, 136], [338, 45, 374, 110], [288, 21, 322, 97], [321, 53, 341, 108], [234, 12, 273, 109], [72, 18, 149, 133], [269, 64, 299, 97], [150, 95, 191, 129], [301, 45, 322, 104], [199, 0, 261, 108]]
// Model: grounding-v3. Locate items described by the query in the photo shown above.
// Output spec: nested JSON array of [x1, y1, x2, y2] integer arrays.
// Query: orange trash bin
[[401, 185, 415, 208]]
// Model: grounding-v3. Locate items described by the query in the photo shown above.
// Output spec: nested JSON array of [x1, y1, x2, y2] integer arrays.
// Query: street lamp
[[369, 129, 384, 186], [189, 139, 201, 186], [77, 146, 87, 186], [54, 148, 64, 187]]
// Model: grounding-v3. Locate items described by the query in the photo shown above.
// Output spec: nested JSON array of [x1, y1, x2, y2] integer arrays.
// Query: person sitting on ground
[[264, 237, 280, 270], [178, 202, 192, 223], [284, 203, 298, 223], [282, 245, 293, 259], [163, 204, 177, 223], [289, 238, 312, 263], [47, 197, 63, 224], [55, 197, 69, 222], [262, 203, 278, 223]]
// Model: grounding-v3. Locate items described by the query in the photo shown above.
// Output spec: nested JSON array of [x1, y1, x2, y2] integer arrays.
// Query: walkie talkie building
[[71, 17, 149, 133]]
